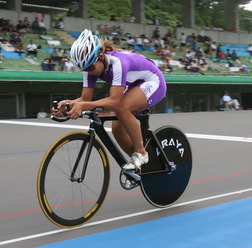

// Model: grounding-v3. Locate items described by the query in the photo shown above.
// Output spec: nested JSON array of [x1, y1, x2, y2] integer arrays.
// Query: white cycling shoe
[[123, 152, 149, 171]]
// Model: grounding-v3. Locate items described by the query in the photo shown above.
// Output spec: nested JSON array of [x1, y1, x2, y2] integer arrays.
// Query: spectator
[[41, 58, 50, 71], [27, 40, 38, 59], [125, 36, 135, 50], [185, 50, 194, 63], [31, 17, 39, 33], [210, 41, 217, 52], [0, 32, 7, 43], [58, 57, 66, 71], [64, 58, 75, 72], [218, 50, 225, 60], [159, 57, 173, 73], [191, 37, 197, 52], [152, 16, 159, 25], [191, 59, 201, 73], [54, 18, 64, 30], [41, 58, 56, 71], [198, 56, 208, 71], [180, 32, 187, 51], [142, 36, 151, 50], [195, 47, 203, 59], [4, 20, 14, 32], [48, 59, 56, 71], [101, 25, 110, 34], [110, 15, 116, 21], [9, 31, 19, 45], [248, 44, 252, 57], [231, 49, 240, 63], [38, 19, 47, 34], [135, 36, 143, 49], [37, 107, 48, 118], [23, 17, 30, 30], [16, 20, 27, 35], [204, 44, 211, 55], [152, 27, 160, 39], [50, 48, 60, 62], [62, 48, 69, 57], [225, 49, 232, 60], [14, 35, 24, 58], [156, 46, 163, 56], [129, 13, 136, 23], [222, 91, 241, 110]]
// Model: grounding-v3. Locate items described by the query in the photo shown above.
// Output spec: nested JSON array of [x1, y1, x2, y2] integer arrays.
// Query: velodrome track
[[1, 110, 252, 248]]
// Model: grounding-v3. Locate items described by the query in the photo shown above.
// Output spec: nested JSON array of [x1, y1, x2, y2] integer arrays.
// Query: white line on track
[[1, 187, 252, 246], [1, 120, 252, 143]]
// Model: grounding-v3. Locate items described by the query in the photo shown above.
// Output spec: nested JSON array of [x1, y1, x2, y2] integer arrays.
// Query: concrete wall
[[0, 9, 51, 31], [2, 9, 252, 45], [63, 17, 167, 37], [0, 9, 167, 38], [177, 27, 252, 45]]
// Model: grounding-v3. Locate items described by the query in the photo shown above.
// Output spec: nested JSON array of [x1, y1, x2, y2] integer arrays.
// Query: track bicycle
[[37, 104, 192, 228]]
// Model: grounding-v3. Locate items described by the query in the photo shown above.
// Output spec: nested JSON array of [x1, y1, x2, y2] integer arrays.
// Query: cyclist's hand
[[52, 100, 69, 117], [67, 102, 83, 120]]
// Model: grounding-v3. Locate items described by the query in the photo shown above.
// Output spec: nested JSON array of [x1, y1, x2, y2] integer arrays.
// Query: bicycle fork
[[69, 129, 95, 183]]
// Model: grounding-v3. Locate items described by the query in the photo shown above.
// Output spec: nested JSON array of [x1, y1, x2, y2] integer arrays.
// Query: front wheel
[[37, 131, 110, 228], [140, 126, 192, 207]]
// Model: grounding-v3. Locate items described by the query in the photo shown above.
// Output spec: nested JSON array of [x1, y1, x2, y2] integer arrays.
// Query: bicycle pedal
[[123, 171, 141, 181], [119, 170, 140, 190]]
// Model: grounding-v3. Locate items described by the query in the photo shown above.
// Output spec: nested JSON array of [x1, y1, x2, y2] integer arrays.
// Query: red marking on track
[[190, 171, 252, 184], [0, 191, 141, 218], [1, 172, 252, 219], [0, 209, 42, 218]]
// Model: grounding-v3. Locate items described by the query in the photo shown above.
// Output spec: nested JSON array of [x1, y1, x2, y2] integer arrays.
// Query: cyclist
[[53, 29, 167, 171]]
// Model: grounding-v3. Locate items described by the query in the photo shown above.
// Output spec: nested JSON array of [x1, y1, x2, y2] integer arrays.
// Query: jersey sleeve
[[83, 72, 97, 88], [110, 55, 128, 87]]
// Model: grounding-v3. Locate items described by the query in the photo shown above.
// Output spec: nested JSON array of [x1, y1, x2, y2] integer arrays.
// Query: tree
[[87, 0, 252, 33], [240, 7, 252, 33]]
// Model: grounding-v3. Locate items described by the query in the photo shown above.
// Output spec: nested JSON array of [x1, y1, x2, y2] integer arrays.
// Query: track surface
[[1, 111, 252, 247]]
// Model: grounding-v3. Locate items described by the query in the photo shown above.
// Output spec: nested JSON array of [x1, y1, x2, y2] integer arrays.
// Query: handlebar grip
[[51, 101, 71, 122], [51, 115, 70, 122], [53, 100, 58, 109], [65, 102, 72, 112]]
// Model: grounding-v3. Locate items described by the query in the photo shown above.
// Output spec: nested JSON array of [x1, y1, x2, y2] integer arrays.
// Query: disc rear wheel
[[140, 126, 192, 207]]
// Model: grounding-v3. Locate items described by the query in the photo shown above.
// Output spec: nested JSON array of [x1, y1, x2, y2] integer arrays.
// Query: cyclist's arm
[[68, 86, 125, 119]]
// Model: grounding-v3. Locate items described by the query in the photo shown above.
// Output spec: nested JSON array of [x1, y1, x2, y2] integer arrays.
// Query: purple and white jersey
[[83, 51, 167, 107]]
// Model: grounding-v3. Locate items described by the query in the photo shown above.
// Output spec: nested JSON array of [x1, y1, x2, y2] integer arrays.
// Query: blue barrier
[[2, 49, 24, 59]]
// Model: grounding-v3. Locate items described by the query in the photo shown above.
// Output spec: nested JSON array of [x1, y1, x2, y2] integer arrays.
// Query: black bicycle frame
[[91, 112, 171, 171], [53, 110, 172, 181]]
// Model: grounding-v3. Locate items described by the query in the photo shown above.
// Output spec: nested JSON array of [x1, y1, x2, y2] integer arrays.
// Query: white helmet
[[70, 29, 102, 70]]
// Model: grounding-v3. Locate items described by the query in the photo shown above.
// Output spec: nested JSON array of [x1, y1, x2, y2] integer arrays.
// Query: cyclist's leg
[[115, 86, 147, 156], [112, 120, 134, 156], [115, 79, 166, 157]]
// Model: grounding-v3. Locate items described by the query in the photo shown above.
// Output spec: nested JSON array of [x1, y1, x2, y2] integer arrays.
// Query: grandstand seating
[[221, 44, 250, 57], [1, 29, 252, 75], [68, 32, 80, 40], [55, 31, 76, 46], [2, 49, 25, 59]]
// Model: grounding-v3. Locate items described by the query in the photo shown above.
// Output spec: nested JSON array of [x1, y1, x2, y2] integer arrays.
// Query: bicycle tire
[[37, 131, 110, 228], [140, 126, 192, 208]]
